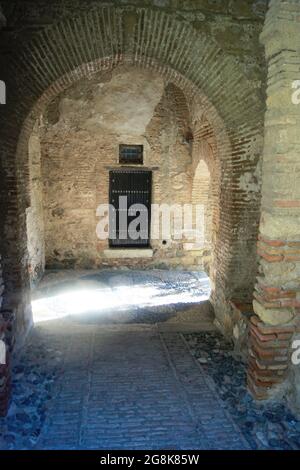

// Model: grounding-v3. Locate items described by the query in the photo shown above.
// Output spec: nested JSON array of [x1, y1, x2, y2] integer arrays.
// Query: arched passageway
[[0, 3, 276, 444], [0, 6, 264, 339]]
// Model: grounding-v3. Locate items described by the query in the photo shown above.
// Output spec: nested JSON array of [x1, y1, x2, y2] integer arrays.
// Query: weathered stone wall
[[39, 66, 201, 270], [248, 0, 300, 407], [191, 158, 212, 273], [26, 121, 45, 286]]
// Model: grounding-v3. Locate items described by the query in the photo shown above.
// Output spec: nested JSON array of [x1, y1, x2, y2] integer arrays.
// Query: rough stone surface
[[38, 67, 205, 271], [186, 331, 300, 450], [26, 122, 45, 287], [251, 0, 300, 403], [0, 319, 248, 450], [1, 320, 300, 450]]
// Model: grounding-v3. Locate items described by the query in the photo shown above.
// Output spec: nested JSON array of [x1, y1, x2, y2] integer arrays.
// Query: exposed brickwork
[[192, 160, 211, 257], [38, 69, 199, 270], [33, 323, 249, 450], [192, 119, 219, 278], [0, 4, 265, 339], [257, 235, 300, 268], [250, 0, 300, 404], [248, 315, 296, 400], [26, 122, 45, 286], [0, 2, 268, 411]]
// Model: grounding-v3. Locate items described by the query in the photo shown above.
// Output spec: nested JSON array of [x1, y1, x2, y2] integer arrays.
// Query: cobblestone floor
[[0, 322, 248, 450], [185, 332, 300, 450], [1, 270, 299, 450]]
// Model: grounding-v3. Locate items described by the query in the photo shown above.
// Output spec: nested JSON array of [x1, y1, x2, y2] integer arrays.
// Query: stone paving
[[1, 270, 300, 450], [0, 322, 248, 450], [185, 332, 300, 450]]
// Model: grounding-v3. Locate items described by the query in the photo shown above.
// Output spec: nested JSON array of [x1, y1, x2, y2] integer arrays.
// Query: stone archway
[[0, 5, 265, 414]]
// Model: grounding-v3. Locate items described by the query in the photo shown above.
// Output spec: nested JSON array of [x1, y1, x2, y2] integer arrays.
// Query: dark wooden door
[[109, 170, 152, 248]]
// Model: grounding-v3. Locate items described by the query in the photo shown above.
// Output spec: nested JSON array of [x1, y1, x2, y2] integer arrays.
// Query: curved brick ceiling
[[0, 6, 263, 133]]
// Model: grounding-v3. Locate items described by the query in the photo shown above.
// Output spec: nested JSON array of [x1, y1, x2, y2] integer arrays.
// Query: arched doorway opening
[[24, 64, 216, 323], [0, 6, 264, 417]]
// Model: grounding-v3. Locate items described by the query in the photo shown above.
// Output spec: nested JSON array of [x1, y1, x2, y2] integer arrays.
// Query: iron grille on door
[[109, 170, 152, 248]]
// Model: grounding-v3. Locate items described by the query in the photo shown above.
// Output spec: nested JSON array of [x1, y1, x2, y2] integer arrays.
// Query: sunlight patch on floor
[[32, 274, 211, 323]]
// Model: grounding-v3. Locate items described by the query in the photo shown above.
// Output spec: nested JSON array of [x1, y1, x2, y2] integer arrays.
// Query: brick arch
[[0, 5, 264, 337], [164, 82, 191, 138]]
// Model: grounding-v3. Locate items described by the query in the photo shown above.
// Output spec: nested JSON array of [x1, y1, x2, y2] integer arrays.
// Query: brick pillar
[[248, 316, 296, 399], [248, 0, 300, 399]]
